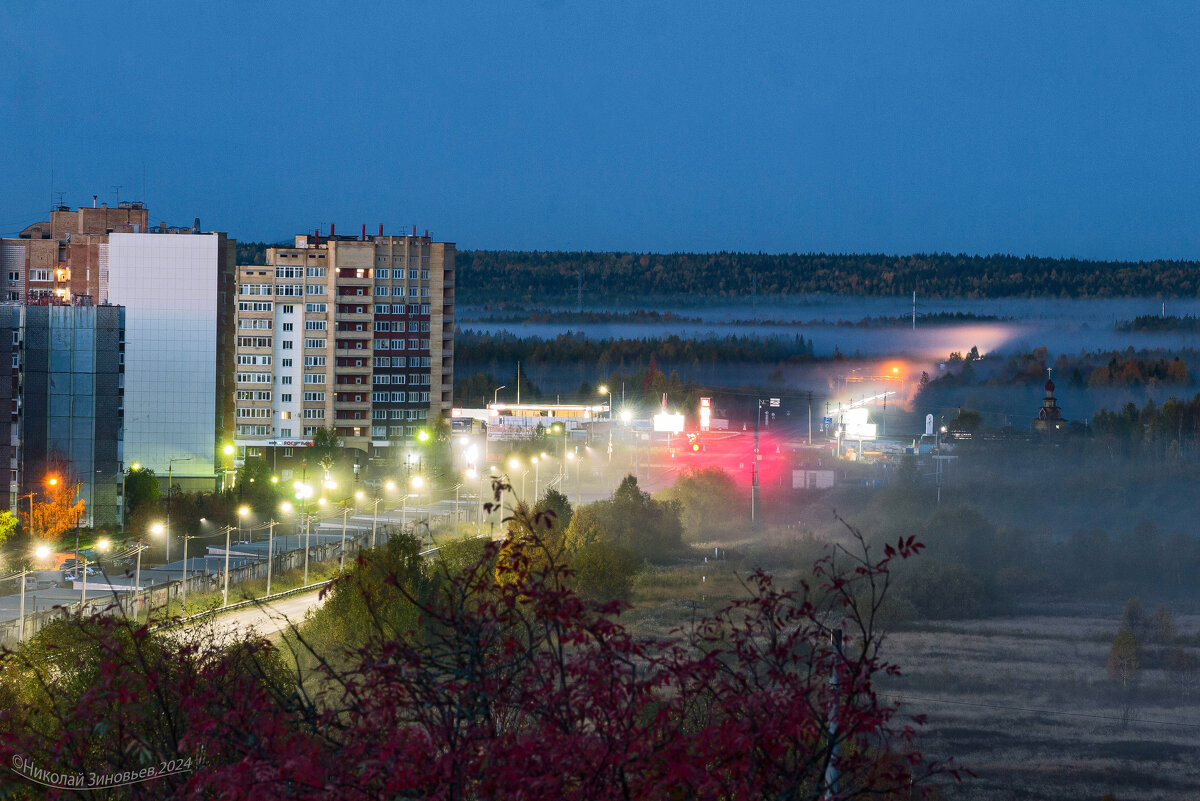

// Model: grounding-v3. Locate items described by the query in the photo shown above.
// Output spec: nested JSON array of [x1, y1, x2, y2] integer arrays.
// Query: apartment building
[[1, 203, 235, 491], [234, 226, 454, 466]]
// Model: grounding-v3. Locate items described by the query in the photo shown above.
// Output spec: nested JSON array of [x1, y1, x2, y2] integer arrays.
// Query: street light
[[120, 463, 140, 535], [165, 456, 194, 563], [237, 505, 250, 544], [223, 444, 235, 492], [493, 385, 506, 405]]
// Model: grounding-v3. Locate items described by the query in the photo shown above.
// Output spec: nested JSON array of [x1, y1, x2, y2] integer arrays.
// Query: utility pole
[[807, 391, 813, 445], [824, 628, 844, 799], [266, 519, 276, 596], [752, 399, 762, 527]]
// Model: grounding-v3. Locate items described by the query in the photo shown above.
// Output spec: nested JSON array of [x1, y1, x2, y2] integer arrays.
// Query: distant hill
[[235, 243, 1200, 300]]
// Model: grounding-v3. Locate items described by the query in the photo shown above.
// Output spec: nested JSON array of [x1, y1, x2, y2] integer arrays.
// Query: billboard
[[653, 412, 685, 433], [842, 408, 877, 441]]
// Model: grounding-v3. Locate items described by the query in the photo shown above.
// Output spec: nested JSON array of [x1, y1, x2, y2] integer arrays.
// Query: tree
[[0, 511, 957, 799], [26, 478, 86, 541], [657, 467, 743, 542], [0, 510, 16, 549], [1108, 629, 1140, 727], [123, 466, 161, 524]]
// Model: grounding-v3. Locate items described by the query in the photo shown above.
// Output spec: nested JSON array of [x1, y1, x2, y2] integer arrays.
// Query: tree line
[[237, 243, 1200, 299]]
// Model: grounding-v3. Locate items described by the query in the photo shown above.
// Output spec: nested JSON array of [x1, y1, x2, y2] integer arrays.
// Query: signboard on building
[[699, 397, 711, 432], [267, 439, 314, 448], [843, 408, 877, 441]]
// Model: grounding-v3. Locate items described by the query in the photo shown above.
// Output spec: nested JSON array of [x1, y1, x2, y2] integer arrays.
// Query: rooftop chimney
[[92, 195, 97, 208], [424, 229, 429, 238], [330, 222, 335, 237], [379, 224, 384, 237], [361, 223, 366, 241], [412, 224, 416, 237], [314, 228, 320, 247]]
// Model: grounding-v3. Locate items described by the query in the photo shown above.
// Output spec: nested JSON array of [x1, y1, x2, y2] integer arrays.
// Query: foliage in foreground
[[0, 499, 957, 800]]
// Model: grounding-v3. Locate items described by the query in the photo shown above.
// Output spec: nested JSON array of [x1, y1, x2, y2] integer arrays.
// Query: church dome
[[1045, 379, 1055, 393]]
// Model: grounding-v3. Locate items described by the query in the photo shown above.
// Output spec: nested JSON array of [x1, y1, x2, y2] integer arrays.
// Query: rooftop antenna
[[55, 192, 65, 208], [112, 185, 122, 206]]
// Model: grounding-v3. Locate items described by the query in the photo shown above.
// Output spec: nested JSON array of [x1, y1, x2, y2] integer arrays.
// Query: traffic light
[[687, 433, 701, 453]]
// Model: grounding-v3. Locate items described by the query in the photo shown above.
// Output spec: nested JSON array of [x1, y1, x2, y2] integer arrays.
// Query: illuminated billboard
[[842, 408, 877, 441], [653, 412, 685, 433], [699, 397, 711, 432]]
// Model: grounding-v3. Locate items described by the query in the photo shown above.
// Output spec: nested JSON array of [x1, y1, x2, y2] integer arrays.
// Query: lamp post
[[221, 524, 234, 608], [266, 518, 277, 595], [237, 505, 250, 544], [165, 456, 194, 564], [180, 533, 196, 616], [222, 444, 235, 492], [531, 456, 540, 502], [339, 503, 351, 572]]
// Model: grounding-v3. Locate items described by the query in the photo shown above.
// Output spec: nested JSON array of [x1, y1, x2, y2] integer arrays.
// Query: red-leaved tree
[[0, 487, 957, 800]]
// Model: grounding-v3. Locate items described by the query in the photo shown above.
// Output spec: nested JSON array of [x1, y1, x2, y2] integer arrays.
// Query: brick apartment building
[[233, 225, 454, 472]]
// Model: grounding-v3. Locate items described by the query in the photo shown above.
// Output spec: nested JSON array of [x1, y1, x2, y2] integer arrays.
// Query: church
[[1032, 373, 1068, 435]]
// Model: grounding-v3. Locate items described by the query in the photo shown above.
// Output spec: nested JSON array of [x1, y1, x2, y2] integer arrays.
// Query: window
[[281, 322, 293, 332], [374, 321, 390, 332], [280, 430, 292, 438], [386, 338, 400, 350], [409, 269, 419, 280], [237, 424, 271, 436], [238, 319, 272, 330], [374, 339, 389, 350], [372, 426, 387, 437], [373, 409, 387, 420], [407, 286, 418, 297], [239, 283, 272, 296], [8, 271, 20, 281], [391, 304, 405, 314], [280, 393, 292, 402], [237, 355, 271, 366], [304, 355, 326, 367], [420, 321, 430, 332], [421, 287, 430, 298], [303, 391, 325, 402], [303, 373, 326, 385], [374, 304, 390, 314], [389, 426, 406, 437], [372, 391, 388, 403], [275, 284, 303, 296], [303, 426, 319, 436], [281, 358, 293, 367], [237, 407, 271, 418], [421, 269, 429, 281], [391, 374, 406, 385], [392, 287, 404, 297], [373, 374, 390, 385], [305, 303, 327, 313], [282, 305, 295, 314], [408, 339, 419, 350], [392, 268, 405, 279], [238, 301, 273, 312], [389, 409, 404, 420], [373, 356, 391, 367], [374, 286, 390, 296], [306, 284, 327, 295], [303, 408, 325, 419], [238, 336, 272, 348], [305, 320, 327, 331], [281, 375, 293, 385], [306, 266, 326, 278], [420, 304, 430, 314], [390, 391, 406, 403], [280, 411, 291, 420], [304, 338, 326, 349], [275, 266, 303, 279], [408, 304, 420, 314], [282, 340, 294, 350], [420, 339, 430, 349], [236, 372, 271, 384]]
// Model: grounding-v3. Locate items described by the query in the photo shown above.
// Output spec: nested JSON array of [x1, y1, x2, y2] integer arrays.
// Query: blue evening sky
[[2, 2, 1199, 259]]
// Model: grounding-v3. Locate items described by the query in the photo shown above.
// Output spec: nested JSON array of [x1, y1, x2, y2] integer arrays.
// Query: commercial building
[[233, 226, 454, 470], [20, 303, 125, 526], [1, 202, 235, 496]]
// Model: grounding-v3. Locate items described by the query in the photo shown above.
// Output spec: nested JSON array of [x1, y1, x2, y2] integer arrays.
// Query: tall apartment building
[[234, 226, 454, 466], [1, 203, 235, 494]]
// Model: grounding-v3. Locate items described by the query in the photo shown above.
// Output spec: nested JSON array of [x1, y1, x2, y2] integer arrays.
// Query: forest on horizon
[[237, 242, 1200, 301]]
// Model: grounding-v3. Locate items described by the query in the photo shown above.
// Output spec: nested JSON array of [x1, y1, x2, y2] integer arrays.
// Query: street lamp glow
[[317, 497, 327, 506], [566, 451, 575, 461], [620, 409, 632, 423], [270, 476, 279, 484], [598, 384, 608, 395], [237, 506, 250, 518], [280, 501, 293, 514], [417, 429, 430, 442], [384, 480, 396, 491], [223, 444, 235, 456], [46, 476, 58, 486], [150, 523, 164, 536], [411, 475, 425, 490], [97, 538, 111, 552], [508, 458, 520, 470], [465, 467, 478, 480], [131, 462, 141, 471], [34, 545, 50, 560], [355, 490, 364, 500], [531, 456, 538, 465]]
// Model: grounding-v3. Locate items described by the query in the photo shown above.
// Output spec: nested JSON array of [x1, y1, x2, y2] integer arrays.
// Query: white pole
[[455, 484, 460, 538], [134, 545, 143, 617], [18, 569, 27, 643], [266, 520, 275, 596], [303, 514, 310, 585], [181, 535, 188, 615], [371, 499, 379, 548], [81, 557, 88, 606], [340, 507, 349, 572], [222, 526, 231, 608]]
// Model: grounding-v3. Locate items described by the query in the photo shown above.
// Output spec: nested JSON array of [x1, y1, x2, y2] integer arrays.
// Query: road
[[186, 583, 331, 642]]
